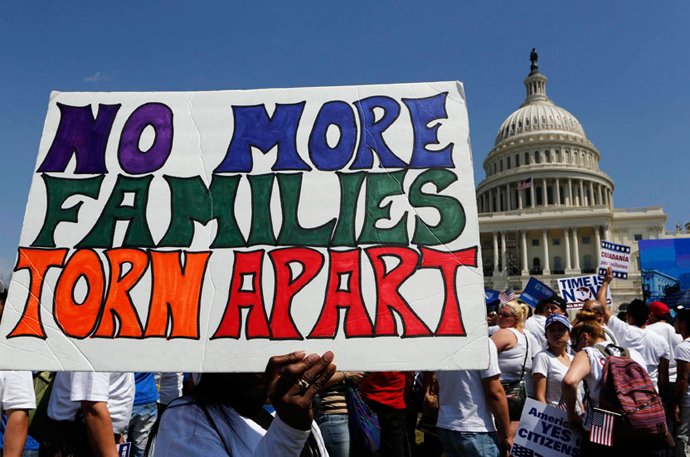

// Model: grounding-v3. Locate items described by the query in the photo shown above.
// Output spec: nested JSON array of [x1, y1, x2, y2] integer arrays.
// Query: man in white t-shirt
[[43, 372, 135, 457], [648, 302, 682, 392], [0, 371, 36, 457], [435, 340, 511, 457], [672, 307, 690, 457], [525, 296, 568, 352], [598, 268, 670, 393]]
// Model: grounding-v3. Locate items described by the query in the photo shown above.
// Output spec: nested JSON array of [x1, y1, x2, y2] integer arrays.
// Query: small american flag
[[510, 443, 534, 457], [518, 177, 532, 191], [499, 287, 515, 303], [589, 407, 616, 447]]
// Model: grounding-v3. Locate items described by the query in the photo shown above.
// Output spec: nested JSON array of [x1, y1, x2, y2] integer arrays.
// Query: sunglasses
[[497, 312, 515, 318]]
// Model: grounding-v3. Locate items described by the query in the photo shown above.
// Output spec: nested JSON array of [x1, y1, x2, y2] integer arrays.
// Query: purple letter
[[118, 103, 173, 174]]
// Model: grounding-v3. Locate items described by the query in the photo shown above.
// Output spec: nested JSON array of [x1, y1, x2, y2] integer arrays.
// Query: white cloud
[[84, 71, 102, 83]]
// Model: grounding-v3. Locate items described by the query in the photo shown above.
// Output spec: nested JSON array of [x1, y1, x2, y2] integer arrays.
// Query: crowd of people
[[1, 266, 690, 457]]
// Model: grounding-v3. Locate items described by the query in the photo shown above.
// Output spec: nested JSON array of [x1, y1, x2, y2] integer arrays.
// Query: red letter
[[7, 248, 68, 339], [54, 249, 105, 339], [93, 248, 148, 338], [308, 249, 373, 338], [268, 248, 324, 340], [212, 250, 271, 339], [366, 247, 432, 337], [420, 246, 478, 336], [144, 251, 210, 339]]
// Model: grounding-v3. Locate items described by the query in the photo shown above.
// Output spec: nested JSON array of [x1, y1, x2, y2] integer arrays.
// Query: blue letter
[[351, 96, 406, 169], [215, 103, 311, 173], [403, 93, 454, 168], [309, 101, 357, 171]]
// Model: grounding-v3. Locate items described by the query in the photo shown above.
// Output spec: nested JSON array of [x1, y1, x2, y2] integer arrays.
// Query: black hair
[[627, 299, 649, 327]]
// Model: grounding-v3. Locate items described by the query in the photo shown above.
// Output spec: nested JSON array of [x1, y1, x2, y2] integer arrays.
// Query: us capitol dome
[[475, 49, 679, 302]]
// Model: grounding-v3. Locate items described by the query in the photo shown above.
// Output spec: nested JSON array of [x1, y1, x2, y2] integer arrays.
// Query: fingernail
[[294, 350, 306, 358], [323, 351, 334, 362], [307, 353, 320, 362]]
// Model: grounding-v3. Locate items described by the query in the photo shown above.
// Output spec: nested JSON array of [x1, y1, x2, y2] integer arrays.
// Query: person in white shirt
[[154, 351, 334, 457], [524, 295, 568, 352], [0, 371, 36, 457], [648, 302, 682, 395], [598, 267, 671, 393], [532, 314, 582, 410], [435, 340, 511, 457], [43, 372, 135, 457], [672, 307, 690, 457], [563, 310, 648, 456]]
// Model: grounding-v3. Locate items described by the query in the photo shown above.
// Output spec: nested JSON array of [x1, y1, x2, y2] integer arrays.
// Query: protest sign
[[0, 82, 488, 372], [520, 277, 556, 308], [512, 398, 583, 457], [598, 240, 631, 279], [557, 275, 613, 309]]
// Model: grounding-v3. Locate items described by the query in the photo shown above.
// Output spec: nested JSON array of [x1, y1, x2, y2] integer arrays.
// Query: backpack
[[27, 371, 56, 442], [595, 344, 673, 451]]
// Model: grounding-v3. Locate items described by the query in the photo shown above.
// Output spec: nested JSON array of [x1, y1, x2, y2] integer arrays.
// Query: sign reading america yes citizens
[[512, 398, 583, 457], [0, 82, 488, 372], [598, 240, 631, 280]]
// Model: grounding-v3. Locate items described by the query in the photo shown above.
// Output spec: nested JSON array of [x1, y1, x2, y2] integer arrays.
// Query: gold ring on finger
[[296, 378, 311, 393]]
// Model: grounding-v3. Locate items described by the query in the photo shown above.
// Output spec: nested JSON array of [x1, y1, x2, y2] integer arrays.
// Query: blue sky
[[1, 1, 689, 281]]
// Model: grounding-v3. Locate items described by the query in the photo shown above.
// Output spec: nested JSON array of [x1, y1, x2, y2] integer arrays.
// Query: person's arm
[[674, 359, 690, 422], [491, 328, 518, 353], [482, 375, 512, 457], [562, 351, 591, 431], [324, 371, 365, 388], [658, 357, 670, 398], [82, 401, 118, 457], [3, 409, 29, 457], [533, 373, 547, 403], [598, 266, 614, 324]]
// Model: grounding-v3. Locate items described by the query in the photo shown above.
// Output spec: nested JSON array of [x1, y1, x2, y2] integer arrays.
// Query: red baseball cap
[[649, 301, 671, 318]]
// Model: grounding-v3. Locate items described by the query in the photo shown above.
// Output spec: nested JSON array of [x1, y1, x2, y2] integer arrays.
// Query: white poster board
[[598, 240, 631, 279], [0, 82, 488, 372], [512, 398, 583, 457], [557, 275, 613, 310]]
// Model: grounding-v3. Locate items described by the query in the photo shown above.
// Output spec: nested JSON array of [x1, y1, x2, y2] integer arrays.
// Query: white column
[[493, 232, 499, 274], [589, 181, 595, 206], [609, 189, 614, 208], [489, 190, 494, 212], [597, 184, 603, 206], [572, 227, 581, 273], [555, 177, 561, 206], [505, 184, 511, 211], [530, 182, 536, 209], [542, 229, 551, 274], [579, 180, 585, 206], [564, 227, 572, 272], [501, 232, 507, 273], [518, 186, 523, 209], [542, 178, 548, 207], [567, 178, 573, 206], [521, 231, 529, 275], [604, 225, 611, 242], [594, 225, 602, 262]]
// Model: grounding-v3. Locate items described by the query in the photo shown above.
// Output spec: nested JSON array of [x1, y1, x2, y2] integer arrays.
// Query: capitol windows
[[546, 151, 551, 163], [500, 160, 503, 172], [532, 257, 542, 274], [552, 238, 561, 245], [555, 150, 561, 162], [532, 239, 540, 246], [525, 152, 530, 165], [515, 155, 520, 167], [554, 256, 563, 274], [565, 151, 570, 162], [583, 255, 593, 273], [559, 186, 565, 204], [534, 152, 541, 164], [547, 186, 554, 204], [536, 187, 543, 205], [634, 234, 643, 241], [507, 157, 511, 169], [582, 236, 591, 244]]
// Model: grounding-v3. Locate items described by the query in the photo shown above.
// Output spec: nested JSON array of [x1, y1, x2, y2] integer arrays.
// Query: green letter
[[276, 174, 336, 246], [409, 169, 465, 245], [358, 170, 409, 245]]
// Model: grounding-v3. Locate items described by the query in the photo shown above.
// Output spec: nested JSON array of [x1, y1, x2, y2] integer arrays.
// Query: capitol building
[[476, 53, 687, 303]]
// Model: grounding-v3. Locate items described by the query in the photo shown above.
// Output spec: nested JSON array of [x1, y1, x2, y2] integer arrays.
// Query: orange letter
[[93, 248, 149, 338], [7, 248, 68, 339], [54, 249, 105, 339], [144, 251, 210, 339]]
